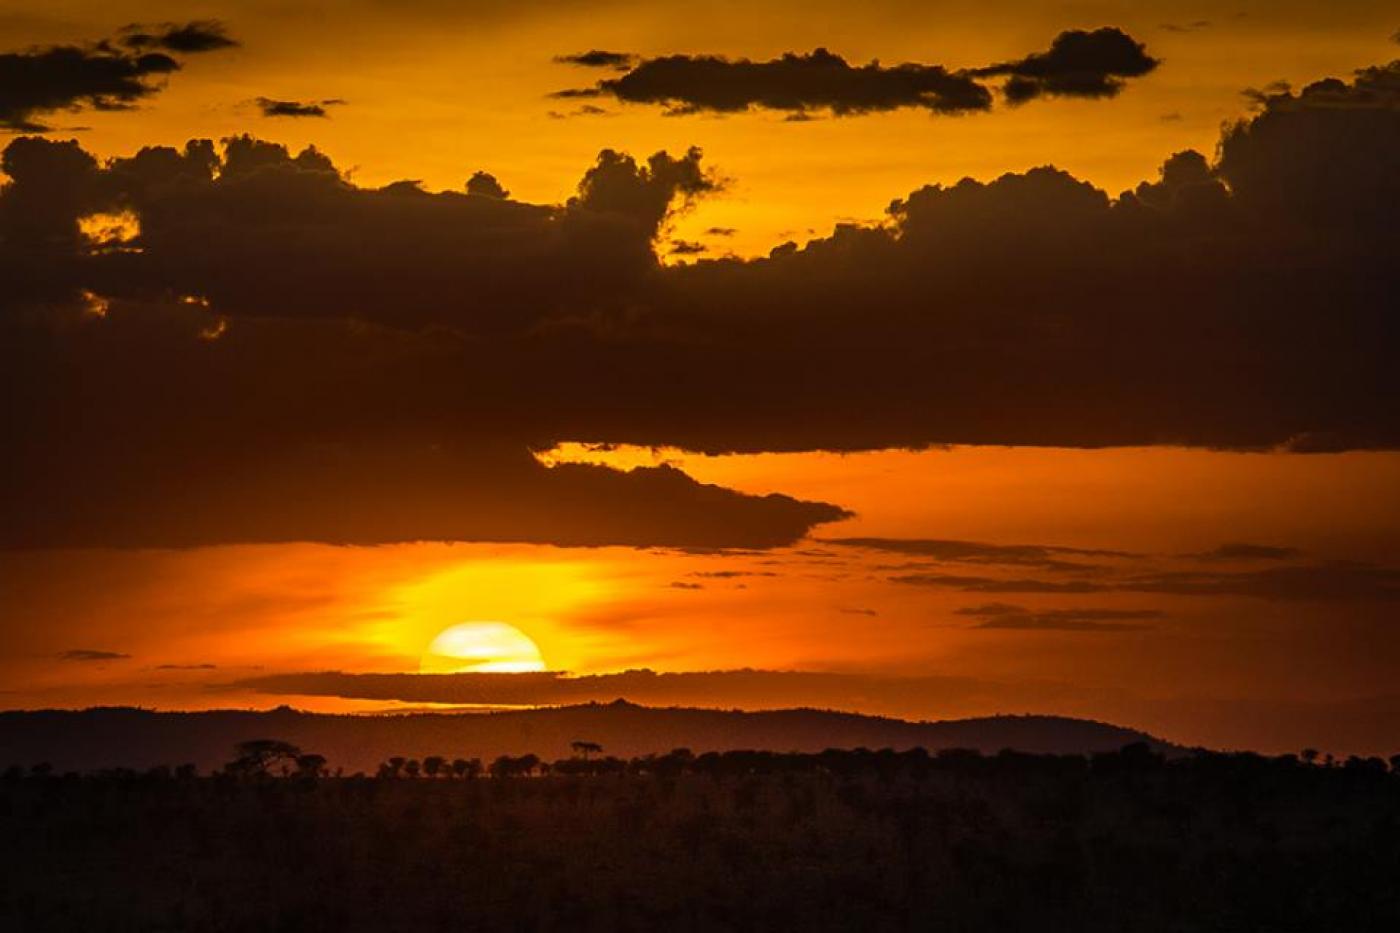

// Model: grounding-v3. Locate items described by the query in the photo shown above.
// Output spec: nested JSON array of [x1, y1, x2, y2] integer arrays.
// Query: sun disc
[[420, 621, 546, 673]]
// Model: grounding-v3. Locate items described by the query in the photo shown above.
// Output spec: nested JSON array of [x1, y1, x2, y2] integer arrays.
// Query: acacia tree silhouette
[[571, 741, 603, 760], [226, 739, 301, 776]]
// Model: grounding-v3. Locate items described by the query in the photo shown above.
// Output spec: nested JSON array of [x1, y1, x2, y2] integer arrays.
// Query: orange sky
[[5, 445, 1398, 752], [2, 0, 1398, 756]]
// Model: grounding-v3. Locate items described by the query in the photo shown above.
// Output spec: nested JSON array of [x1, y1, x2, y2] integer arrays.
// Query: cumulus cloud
[[465, 170, 508, 198], [0, 24, 235, 131], [557, 29, 1157, 117], [570, 145, 719, 232], [0, 135, 720, 327], [970, 27, 1159, 103]]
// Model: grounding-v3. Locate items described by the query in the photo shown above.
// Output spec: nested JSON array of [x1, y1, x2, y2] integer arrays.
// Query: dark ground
[[3, 745, 1399, 932]]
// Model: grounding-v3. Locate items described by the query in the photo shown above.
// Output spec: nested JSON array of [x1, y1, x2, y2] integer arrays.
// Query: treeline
[[7, 738, 1400, 784], [4, 739, 1399, 931]]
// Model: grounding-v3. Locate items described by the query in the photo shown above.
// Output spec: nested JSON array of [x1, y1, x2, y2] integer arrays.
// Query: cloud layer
[[1, 60, 1397, 547]]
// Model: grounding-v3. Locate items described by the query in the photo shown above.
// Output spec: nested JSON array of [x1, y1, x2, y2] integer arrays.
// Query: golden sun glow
[[420, 621, 547, 673]]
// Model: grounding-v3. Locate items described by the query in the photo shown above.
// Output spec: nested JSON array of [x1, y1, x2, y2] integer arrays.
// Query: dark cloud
[[0, 134, 842, 549], [1221, 63, 1400, 237], [0, 43, 178, 132], [669, 239, 706, 254], [971, 27, 1159, 103], [1, 59, 1397, 548], [119, 21, 238, 54], [0, 395, 848, 548], [570, 146, 719, 233], [566, 29, 1157, 117], [955, 603, 1162, 631], [256, 97, 344, 118], [688, 570, 777, 578], [566, 47, 994, 116], [554, 50, 636, 70], [0, 25, 235, 132], [897, 563, 1400, 602], [1126, 563, 1400, 602], [548, 103, 613, 119], [59, 649, 130, 662], [465, 170, 509, 198], [896, 574, 1109, 594], [827, 537, 1133, 570], [1191, 543, 1304, 562], [1159, 21, 1211, 34]]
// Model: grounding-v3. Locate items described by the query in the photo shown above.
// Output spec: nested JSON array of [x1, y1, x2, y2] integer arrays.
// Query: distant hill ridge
[[0, 701, 1182, 772]]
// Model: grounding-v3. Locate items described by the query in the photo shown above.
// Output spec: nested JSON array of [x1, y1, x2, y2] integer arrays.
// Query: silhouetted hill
[[0, 701, 1180, 772]]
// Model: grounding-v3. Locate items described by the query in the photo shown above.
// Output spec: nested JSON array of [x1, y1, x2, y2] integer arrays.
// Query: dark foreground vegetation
[[4, 743, 1399, 932]]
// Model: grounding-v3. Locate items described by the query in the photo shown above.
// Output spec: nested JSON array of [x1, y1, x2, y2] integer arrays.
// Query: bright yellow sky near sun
[[3, 1, 1396, 256]]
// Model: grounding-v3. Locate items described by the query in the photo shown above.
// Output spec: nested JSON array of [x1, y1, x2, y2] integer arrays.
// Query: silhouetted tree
[[225, 739, 300, 777], [404, 759, 421, 779], [490, 754, 542, 778], [423, 756, 445, 779], [1301, 748, 1320, 766], [294, 753, 328, 779], [571, 740, 603, 760], [451, 758, 482, 780]]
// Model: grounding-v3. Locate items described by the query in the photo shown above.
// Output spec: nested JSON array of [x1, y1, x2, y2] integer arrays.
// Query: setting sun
[[420, 622, 547, 674]]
